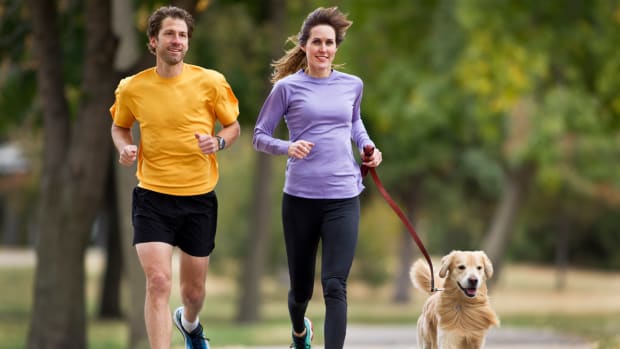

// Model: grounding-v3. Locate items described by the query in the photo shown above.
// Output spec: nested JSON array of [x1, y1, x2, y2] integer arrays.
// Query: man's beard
[[162, 53, 185, 65], [160, 46, 186, 65]]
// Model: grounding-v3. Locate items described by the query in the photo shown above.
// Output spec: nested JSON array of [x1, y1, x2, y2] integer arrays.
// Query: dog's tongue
[[466, 288, 477, 297]]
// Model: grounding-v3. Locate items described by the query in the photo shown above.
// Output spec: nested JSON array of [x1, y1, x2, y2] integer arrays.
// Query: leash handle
[[360, 145, 374, 177], [360, 146, 438, 293]]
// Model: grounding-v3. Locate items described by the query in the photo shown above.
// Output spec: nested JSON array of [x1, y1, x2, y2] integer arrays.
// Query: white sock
[[182, 312, 200, 332]]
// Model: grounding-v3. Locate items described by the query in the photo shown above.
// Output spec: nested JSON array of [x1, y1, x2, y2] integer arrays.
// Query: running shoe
[[173, 306, 210, 349], [289, 317, 313, 349]]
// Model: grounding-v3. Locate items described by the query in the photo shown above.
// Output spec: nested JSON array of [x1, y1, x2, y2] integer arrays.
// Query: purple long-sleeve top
[[253, 70, 375, 199]]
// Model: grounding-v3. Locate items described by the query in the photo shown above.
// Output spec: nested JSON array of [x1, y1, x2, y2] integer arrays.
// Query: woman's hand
[[361, 146, 382, 168], [288, 140, 315, 159]]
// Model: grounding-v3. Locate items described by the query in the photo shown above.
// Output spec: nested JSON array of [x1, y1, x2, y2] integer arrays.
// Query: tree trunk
[[393, 228, 415, 303], [111, 0, 147, 346], [116, 150, 147, 347], [115, 125, 146, 348], [392, 183, 420, 303], [98, 157, 123, 319], [236, 151, 272, 323], [555, 208, 570, 291], [235, 0, 285, 323], [482, 164, 535, 286], [27, 1, 117, 348]]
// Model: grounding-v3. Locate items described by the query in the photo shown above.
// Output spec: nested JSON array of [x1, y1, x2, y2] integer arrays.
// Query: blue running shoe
[[173, 306, 210, 349], [290, 317, 313, 349]]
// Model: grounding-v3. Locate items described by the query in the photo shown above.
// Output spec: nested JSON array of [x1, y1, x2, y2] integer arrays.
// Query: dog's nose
[[468, 277, 478, 287]]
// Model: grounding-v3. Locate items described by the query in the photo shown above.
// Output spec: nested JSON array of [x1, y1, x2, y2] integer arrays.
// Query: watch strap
[[215, 136, 225, 151]]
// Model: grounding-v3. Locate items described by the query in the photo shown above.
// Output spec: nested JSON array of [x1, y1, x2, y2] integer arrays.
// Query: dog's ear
[[439, 251, 455, 278], [480, 251, 494, 279]]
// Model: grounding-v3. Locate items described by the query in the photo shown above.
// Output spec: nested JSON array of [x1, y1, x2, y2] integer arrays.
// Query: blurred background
[[1, 0, 619, 348]]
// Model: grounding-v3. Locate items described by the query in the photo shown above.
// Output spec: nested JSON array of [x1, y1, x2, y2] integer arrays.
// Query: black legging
[[282, 193, 360, 349]]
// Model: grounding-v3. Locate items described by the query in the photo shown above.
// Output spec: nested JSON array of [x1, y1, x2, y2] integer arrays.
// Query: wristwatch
[[215, 136, 226, 151]]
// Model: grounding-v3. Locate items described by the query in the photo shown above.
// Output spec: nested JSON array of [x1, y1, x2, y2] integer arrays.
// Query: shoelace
[[189, 325, 209, 349]]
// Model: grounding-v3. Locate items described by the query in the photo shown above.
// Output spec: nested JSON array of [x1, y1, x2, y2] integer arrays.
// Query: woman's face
[[302, 24, 337, 77]]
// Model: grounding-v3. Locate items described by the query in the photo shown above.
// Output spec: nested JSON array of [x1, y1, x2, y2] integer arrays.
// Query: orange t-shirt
[[110, 64, 239, 195]]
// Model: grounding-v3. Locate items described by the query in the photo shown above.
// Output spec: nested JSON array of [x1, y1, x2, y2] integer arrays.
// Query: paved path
[[219, 325, 594, 349]]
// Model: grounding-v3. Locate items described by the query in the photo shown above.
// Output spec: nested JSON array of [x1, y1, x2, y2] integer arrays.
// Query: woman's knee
[[322, 277, 346, 301]]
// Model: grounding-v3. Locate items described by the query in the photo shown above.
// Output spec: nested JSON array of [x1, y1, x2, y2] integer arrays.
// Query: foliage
[[335, 0, 620, 269], [188, 1, 274, 126], [0, 0, 34, 136]]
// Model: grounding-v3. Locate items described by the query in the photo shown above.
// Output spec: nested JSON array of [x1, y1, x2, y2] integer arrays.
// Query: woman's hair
[[146, 6, 194, 54], [270, 7, 352, 83]]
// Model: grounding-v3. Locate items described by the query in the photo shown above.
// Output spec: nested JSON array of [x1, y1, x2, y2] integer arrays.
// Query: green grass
[[502, 313, 620, 349], [1, 256, 619, 349]]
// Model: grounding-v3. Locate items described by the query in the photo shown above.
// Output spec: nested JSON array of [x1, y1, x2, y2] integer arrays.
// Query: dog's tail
[[410, 258, 434, 295]]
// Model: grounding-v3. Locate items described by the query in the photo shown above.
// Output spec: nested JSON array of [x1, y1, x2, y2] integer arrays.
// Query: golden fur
[[410, 250, 500, 349]]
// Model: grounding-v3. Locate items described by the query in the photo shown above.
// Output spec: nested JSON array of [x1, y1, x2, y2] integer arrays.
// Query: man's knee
[[181, 284, 205, 307], [146, 272, 172, 297]]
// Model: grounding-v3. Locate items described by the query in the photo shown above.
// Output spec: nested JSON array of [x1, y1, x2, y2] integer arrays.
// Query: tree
[[25, 0, 199, 347], [26, 0, 117, 348], [234, 0, 287, 323], [97, 158, 123, 319], [341, 0, 620, 289], [451, 0, 620, 279], [109, 0, 147, 345], [341, 0, 448, 300]]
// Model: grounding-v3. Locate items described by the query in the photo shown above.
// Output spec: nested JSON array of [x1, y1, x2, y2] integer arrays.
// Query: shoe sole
[[304, 317, 314, 345]]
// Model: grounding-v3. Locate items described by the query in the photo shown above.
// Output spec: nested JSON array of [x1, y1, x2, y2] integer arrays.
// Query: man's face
[[150, 17, 189, 65]]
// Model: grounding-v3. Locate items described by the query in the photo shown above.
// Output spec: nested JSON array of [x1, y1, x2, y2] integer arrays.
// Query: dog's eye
[[458, 265, 466, 270], [477, 266, 482, 270]]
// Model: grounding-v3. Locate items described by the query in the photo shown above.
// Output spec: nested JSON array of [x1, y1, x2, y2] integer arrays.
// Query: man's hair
[[146, 6, 194, 54]]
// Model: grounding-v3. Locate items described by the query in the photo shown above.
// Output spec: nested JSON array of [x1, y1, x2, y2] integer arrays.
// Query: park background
[[0, 0, 619, 348]]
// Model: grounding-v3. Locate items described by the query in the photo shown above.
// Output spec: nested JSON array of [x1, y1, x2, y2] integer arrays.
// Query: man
[[110, 6, 240, 349]]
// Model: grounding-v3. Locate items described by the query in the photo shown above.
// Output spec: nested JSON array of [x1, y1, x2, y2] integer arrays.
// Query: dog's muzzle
[[457, 278, 478, 297]]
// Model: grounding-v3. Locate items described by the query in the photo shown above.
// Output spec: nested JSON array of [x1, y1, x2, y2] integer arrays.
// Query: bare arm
[[111, 124, 137, 166], [195, 120, 241, 154], [218, 120, 241, 150]]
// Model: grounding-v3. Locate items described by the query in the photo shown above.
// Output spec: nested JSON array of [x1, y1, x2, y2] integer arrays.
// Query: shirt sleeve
[[253, 81, 291, 155], [109, 77, 135, 128], [214, 75, 240, 126], [350, 80, 374, 151]]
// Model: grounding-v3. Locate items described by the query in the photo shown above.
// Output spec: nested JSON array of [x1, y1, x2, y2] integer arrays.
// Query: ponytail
[[270, 37, 307, 83]]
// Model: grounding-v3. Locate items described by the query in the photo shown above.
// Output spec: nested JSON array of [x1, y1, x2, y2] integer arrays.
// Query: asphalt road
[[219, 325, 594, 349]]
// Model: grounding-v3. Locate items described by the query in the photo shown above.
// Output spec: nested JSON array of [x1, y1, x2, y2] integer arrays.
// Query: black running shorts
[[131, 186, 218, 257]]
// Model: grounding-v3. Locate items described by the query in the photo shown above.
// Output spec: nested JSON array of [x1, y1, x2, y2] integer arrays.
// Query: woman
[[253, 6, 382, 349]]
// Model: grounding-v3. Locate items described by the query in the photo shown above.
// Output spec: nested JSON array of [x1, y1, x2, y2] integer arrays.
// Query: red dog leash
[[361, 146, 439, 292]]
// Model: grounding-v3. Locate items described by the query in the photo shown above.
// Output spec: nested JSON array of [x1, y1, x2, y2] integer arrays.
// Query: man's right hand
[[119, 145, 137, 166]]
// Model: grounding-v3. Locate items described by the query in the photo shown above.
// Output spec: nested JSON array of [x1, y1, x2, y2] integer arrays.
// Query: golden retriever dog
[[410, 250, 499, 349]]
